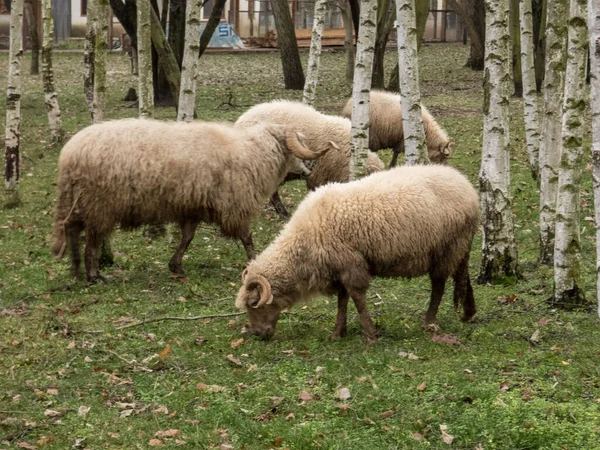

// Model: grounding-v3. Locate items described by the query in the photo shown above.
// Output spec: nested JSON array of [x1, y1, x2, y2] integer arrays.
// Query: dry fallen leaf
[[336, 387, 351, 401], [153, 405, 169, 415], [440, 424, 455, 445], [78, 405, 91, 416], [148, 438, 164, 447], [398, 351, 421, 360], [226, 354, 242, 366], [431, 333, 462, 345], [46, 388, 59, 396], [286, 412, 295, 420], [413, 432, 424, 441], [380, 410, 395, 418], [44, 408, 66, 418], [269, 396, 284, 407], [530, 329, 540, 343], [417, 382, 427, 391], [155, 429, 181, 438], [17, 443, 38, 450], [120, 409, 134, 418], [67, 341, 76, 349], [337, 404, 351, 415], [363, 417, 376, 425], [108, 432, 120, 439], [298, 391, 315, 403], [537, 317, 551, 326], [499, 380, 510, 391], [230, 338, 244, 349], [159, 345, 171, 361]]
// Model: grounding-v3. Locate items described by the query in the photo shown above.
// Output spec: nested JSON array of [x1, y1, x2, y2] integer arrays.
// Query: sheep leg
[[453, 256, 476, 322], [349, 290, 378, 344], [67, 222, 84, 281], [331, 288, 349, 339], [84, 229, 105, 283], [270, 191, 290, 217], [168, 220, 199, 275], [239, 232, 256, 261], [424, 275, 447, 326], [389, 141, 404, 168]]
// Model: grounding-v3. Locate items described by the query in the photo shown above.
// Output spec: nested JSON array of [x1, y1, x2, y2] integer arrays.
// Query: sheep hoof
[[364, 335, 378, 345], [168, 261, 185, 276], [330, 328, 347, 340], [423, 323, 440, 333], [87, 275, 106, 284]]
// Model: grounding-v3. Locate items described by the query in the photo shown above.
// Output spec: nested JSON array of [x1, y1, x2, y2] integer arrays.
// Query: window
[[0, 0, 11, 15], [81, 0, 87, 16], [203, 0, 213, 18]]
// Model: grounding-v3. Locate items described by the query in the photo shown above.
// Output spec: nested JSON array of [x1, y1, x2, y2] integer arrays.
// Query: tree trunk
[[150, 6, 181, 109], [342, 0, 355, 82], [349, 0, 378, 180], [270, 0, 305, 89], [137, 0, 153, 118], [177, 0, 202, 121], [302, 0, 327, 104], [169, 0, 185, 67], [4, 0, 24, 208], [538, 0, 568, 264], [589, 0, 600, 317], [533, 0, 546, 90], [348, 0, 360, 39], [372, 0, 393, 89], [511, 0, 523, 96], [552, 0, 588, 307], [83, 0, 95, 120], [519, 0, 541, 180], [449, 0, 485, 70], [199, 0, 228, 58], [395, 0, 428, 165], [41, 0, 63, 142], [478, 0, 519, 284], [24, 0, 39, 75], [93, 0, 108, 123]]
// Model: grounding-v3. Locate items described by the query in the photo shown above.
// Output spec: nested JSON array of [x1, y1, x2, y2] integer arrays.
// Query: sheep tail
[[51, 189, 81, 260]]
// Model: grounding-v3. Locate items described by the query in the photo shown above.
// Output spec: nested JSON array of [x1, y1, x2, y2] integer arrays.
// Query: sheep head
[[285, 130, 329, 160], [235, 271, 282, 339], [428, 141, 454, 164]]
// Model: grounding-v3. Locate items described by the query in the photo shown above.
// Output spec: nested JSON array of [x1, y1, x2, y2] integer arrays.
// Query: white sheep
[[235, 165, 479, 342]]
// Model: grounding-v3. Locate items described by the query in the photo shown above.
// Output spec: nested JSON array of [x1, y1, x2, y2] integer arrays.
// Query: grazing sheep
[[341, 91, 454, 167], [51, 119, 327, 282], [235, 165, 479, 342], [236, 100, 385, 217]]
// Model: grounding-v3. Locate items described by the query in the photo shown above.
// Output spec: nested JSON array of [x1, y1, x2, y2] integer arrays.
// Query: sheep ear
[[329, 141, 340, 150], [241, 268, 248, 283]]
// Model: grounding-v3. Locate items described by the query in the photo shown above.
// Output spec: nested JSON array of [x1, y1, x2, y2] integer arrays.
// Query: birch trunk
[[519, 0, 541, 181], [478, 0, 519, 283], [539, 0, 568, 264], [93, 0, 109, 123], [302, 0, 327, 105], [4, 0, 24, 208], [349, 0, 378, 181], [553, 0, 588, 307], [177, 0, 202, 122], [342, 1, 355, 83], [395, 0, 428, 165], [137, 0, 153, 118], [83, 0, 95, 120], [41, 0, 63, 142], [589, 0, 600, 317]]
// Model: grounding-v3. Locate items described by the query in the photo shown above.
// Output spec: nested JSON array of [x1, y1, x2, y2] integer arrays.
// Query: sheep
[[235, 164, 479, 343], [341, 91, 454, 167], [235, 100, 385, 217], [50, 118, 328, 282]]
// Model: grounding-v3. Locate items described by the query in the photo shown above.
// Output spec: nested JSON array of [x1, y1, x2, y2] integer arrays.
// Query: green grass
[[1, 44, 599, 450]]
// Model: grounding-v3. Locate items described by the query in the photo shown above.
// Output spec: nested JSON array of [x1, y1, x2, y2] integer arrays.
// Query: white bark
[[83, 0, 95, 119], [177, 0, 203, 122], [553, 0, 588, 307], [395, 0, 428, 165], [539, 0, 568, 263], [349, 0, 378, 181], [342, 1, 355, 83], [93, 0, 109, 124], [42, 0, 63, 142], [137, 0, 153, 118], [519, 0, 541, 180], [302, 0, 327, 105], [478, 0, 519, 283], [589, 0, 600, 317], [4, 0, 24, 207]]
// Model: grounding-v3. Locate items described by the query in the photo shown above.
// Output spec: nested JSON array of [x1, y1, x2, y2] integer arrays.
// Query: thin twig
[[81, 311, 245, 334], [104, 350, 153, 373]]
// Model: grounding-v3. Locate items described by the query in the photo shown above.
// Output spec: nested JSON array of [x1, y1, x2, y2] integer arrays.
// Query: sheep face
[[428, 141, 454, 164], [288, 157, 312, 178]]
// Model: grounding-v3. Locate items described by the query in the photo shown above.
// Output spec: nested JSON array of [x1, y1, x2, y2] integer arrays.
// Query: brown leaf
[[46, 388, 59, 396], [335, 387, 351, 401], [440, 424, 454, 445], [363, 417, 376, 425], [530, 329, 540, 343], [155, 429, 181, 438], [537, 317, 551, 326], [269, 396, 284, 407], [337, 403, 351, 415], [499, 294, 518, 304], [298, 391, 315, 402], [108, 432, 120, 439], [196, 382, 208, 390], [272, 437, 284, 447], [78, 405, 91, 416], [417, 382, 427, 391], [17, 443, 38, 450], [226, 354, 242, 366], [499, 380, 510, 391], [431, 333, 462, 345], [153, 405, 169, 415], [413, 432, 424, 441], [398, 351, 421, 360], [194, 336, 207, 345], [231, 338, 244, 349], [159, 345, 171, 361], [148, 439, 164, 447], [380, 410, 395, 418], [43, 408, 66, 418], [286, 412, 295, 420], [67, 340, 76, 349]]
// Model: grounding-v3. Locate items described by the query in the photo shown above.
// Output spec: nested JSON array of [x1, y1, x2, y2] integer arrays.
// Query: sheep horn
[[246, 274, 273, 308], [286, 131, 328, 160]]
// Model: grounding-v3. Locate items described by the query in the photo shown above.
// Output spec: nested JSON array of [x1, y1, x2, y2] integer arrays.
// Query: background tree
[[349, 0, 378, 180], [4, 0, 24, 208], [532, 0, 546, 89], [302, 0, 327, 105], [448, 0, 486, 70], [41, 0, 62, 142], [519, 0, 541, 180], [395, 0, 427, 164], [137, 0, 153, 118], [553, 0, 588, 307], [24, 0, 39, 75], [588, 0, 600, 318], [93, 0, 109, 123], [270, 0, 305, 89], [340, 0, 356, 82], [478, 0, 519, 283], [198, 0, 228, 57], [538, 0, 568, 264], [511, 0, 523, 95], [371, 0, 395, 89], [83, 0, 95, 119], [178, 0, 202, 121]]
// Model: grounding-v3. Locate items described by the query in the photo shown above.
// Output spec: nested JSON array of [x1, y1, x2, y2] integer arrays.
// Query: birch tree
[[589, 0, 600, 317], [341, 0, 355, 82], [302, 0, 327, 105], [553, 0, 588, 307], [478, 0, 519, 283], [177, 0, 202, 122], [83, 0, 95, 119], [4, 0, 24, 208], [93, 0, 109, 123], [519, 0, 541, 181], [349, 0, 378, 180], [41, 0, 63, 142], [539, 0, 568, 263], [137, 0, 153, 118], [395, 0, 428, 165]]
